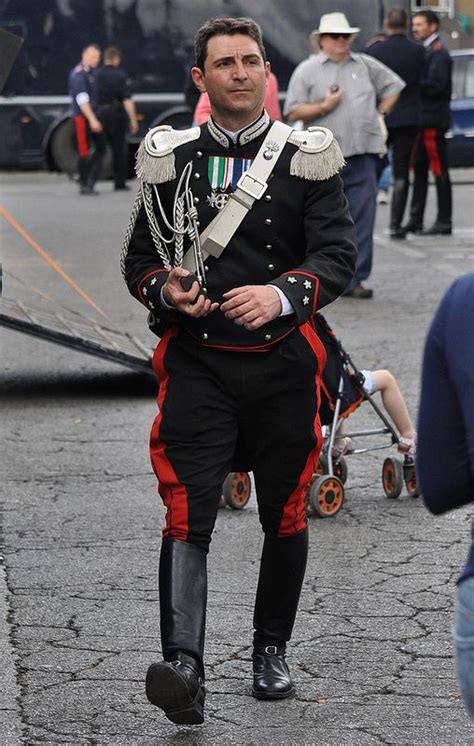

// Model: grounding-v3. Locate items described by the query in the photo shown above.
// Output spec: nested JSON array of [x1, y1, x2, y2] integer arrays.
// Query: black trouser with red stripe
[[409, 127, 452, 227], [73, 115, 106, 190], [150, 323, 325, 552]]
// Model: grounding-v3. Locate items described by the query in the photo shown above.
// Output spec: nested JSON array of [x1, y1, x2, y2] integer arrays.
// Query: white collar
[[423, 32, 439, 48]]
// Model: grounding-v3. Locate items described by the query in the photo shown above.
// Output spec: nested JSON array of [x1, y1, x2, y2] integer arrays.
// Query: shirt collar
[[423, 32, 439, 48], [207, 110, 270, 148], [318, 51, 356, 64]]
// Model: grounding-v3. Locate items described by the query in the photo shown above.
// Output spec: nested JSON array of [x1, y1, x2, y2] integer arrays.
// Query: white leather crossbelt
[[183, 120, 293, 272]]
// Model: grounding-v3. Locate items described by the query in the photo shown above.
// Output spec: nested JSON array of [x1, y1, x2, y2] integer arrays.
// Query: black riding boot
[[389, 178, 409, 239], [252, 529, 308, 700], [146, 538, 207, 724], [403, 172, 427, 233], [423, 173, 452, 234]]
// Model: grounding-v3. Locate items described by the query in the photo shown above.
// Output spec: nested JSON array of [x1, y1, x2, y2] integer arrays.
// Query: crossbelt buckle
[[235, 172, 268, 201]]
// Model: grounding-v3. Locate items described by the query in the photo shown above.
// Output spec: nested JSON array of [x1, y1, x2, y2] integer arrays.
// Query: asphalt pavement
[[1, 170, 474, 744]]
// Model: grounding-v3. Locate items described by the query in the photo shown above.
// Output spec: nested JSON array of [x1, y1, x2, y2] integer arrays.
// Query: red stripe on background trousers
[[423, 128, 442, 177], [74, 115, 90, 158]]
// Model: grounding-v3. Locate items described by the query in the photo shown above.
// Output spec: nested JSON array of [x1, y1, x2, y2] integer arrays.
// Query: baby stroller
[[304, 313, 418, 518], [220, 314, 418, 517]]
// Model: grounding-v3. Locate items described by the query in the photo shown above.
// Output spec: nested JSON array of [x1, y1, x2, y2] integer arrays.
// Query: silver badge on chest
[[207, 190, 230, 210]]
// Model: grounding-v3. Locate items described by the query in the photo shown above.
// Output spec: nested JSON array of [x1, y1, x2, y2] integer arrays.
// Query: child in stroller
[[308, 313, 418, 516], [221, 314, 418, 517]]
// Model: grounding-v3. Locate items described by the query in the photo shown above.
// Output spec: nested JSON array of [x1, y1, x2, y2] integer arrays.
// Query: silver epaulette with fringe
[[288, 126, 345, 181], [135, 125, 201, 184]]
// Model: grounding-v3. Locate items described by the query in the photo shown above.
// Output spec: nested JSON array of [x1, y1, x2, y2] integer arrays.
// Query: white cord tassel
[[290, 138, 345, 181]]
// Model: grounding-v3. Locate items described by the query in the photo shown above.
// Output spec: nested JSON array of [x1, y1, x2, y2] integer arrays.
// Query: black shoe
[[402, 220, 423, 235], [422, 222, 452, 236], [252, 645, 295, 700], [389, 228, 406, 240], [146, 659, 205, 724], [79, 185, 98, 196], [343, 284, 373, 299]]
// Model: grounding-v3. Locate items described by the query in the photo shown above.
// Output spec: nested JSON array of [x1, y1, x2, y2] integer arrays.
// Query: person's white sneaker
[[377, 189, 388, 205]]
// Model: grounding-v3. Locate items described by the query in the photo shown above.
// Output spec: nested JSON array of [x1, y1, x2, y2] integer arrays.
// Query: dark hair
[[82, 43, 101, 53], [386, 8, 408, 30], [104, 46, 121, 62], [194, 16, 266, 71], [413, 10, 440, 28]]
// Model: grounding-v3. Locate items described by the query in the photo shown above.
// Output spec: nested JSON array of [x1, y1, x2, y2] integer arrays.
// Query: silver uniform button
[[265, 218, 272, 226], [265, 244, 272, 251], [264, 333, 272, 341], [194, 196, 200, 204], [196, 151, 203, 158], [202, 333, 208, 341], [194, 173, 200, 179], [267, 264, 275, 271], [204, 265, 209, 272], [264, 194, 272, 202]]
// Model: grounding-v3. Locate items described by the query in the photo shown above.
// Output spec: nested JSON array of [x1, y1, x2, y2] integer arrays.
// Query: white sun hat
[[312, 12, 360, 35]]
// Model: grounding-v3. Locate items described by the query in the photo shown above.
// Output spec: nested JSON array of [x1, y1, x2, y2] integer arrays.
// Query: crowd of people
[[68, 7, 471, 726]]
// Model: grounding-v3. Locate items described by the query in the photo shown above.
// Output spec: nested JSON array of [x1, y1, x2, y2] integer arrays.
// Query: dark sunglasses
[[327, 33, 351, 39]]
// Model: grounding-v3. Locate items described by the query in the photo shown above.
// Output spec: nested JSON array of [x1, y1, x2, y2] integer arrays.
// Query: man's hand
[[323, 85, 343, 113], [162, 267, 219, 317], [220, 285, 282, 330], [89, 118, 103, 133]]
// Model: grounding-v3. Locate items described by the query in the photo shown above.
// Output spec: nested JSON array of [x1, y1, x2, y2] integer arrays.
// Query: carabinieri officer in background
[[121, 16, 357, 725]]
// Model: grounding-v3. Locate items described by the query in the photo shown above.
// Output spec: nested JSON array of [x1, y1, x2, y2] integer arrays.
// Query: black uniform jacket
[[123, 115, 357, 351], [366, 34, 425, 129], [420, 37, 452, 130]]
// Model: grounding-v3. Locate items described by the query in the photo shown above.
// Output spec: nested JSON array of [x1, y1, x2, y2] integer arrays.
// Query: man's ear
[[191, 66, 206, 93]]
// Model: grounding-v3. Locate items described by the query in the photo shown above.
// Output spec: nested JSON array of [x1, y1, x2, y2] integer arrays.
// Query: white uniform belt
[[183, 120, 293, 272]]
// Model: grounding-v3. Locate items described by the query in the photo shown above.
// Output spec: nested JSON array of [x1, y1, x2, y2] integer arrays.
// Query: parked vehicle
[[0, 0, 407, 172], [448, 49, 474, 167]]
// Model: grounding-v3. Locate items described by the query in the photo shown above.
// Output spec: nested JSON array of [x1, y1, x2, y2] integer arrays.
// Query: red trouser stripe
[[74, 115, 90, 157], [149, 328, 190, 541], [277, 322, 327, 537], [423, 128, 442, 177]]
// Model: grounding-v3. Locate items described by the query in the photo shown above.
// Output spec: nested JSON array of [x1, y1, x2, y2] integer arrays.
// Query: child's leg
[[371, 370, 416, 440]]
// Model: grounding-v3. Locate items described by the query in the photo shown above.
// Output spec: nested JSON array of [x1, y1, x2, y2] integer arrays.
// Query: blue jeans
[[454, 575, 474, 718], [340, 154, 378, 289]]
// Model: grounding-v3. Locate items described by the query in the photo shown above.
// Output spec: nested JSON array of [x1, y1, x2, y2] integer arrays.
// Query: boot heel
[[146, 661, 205, 724]]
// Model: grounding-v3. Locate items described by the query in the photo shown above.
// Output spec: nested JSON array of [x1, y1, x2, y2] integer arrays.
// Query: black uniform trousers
[[410, 128, 452, 226], [73, 115, 106, 189], [97, 103, 128, 188], [387, 126, 418, 231], [150, 322, 326, 552]]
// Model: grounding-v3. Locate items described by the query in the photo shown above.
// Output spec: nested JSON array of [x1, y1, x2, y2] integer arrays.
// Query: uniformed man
[[122, 16, 356, 725], [404, 10, 453, 236], [68, 44, 105, 195], [95, 46, 138, 191]]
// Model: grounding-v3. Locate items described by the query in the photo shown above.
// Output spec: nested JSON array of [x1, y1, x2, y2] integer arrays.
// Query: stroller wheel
[[309, 475, 345, 518], [222, 472, 251, 510], [315, 454, 348, 484], [382, 457, 404, 499], [334, 456, 348, 484], [403, 460, 419, 497]]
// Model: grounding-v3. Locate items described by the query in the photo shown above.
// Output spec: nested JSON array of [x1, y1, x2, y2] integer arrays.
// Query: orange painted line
[[0, 204, 107, 319]]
